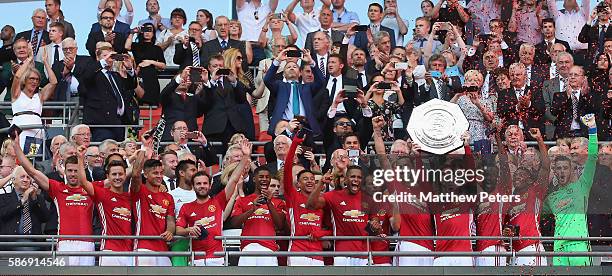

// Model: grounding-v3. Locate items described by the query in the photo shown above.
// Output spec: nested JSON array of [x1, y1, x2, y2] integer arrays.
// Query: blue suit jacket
[[264, 63, 325, 136], [353, 26, 396, 56], [89, 20, 132, 36]]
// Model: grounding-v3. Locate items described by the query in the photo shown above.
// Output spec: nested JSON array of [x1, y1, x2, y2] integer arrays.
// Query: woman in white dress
[[11, 49, 57, 154], [156, 8, 187, 67]]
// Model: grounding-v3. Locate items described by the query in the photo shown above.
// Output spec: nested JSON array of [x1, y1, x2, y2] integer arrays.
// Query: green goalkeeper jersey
[[544, 133, 598, 242]]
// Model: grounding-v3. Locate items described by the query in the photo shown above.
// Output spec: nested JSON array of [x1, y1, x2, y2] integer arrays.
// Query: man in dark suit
[[45, 0, 76, 39], [173, 21, 205, 70], [15, 8, 51, 58], [0, 38, 48, 104], [85, 8, 129, 58], [0, 167, 51, 244], [578, 3, 612, 63], [80, 42, 137, 142], [265, 48, 326, 138], [518, 43, 547, 92], [168, 120, 217, 166], [200, 54, 252, 147], [417, 54, 461, 104], [265, 134, 291, 176], [535, 18, 572, 65], [51, 38, 91, 124], [353, 3, 396, 56], [542, 52, 574, 140], [159, 68, 205, 141], [497, 62, 545, 137], [200, 16, 247, 70], [304, 6, 343, 56], [0, 25, 16, 64], [551, 66, 596, 139]]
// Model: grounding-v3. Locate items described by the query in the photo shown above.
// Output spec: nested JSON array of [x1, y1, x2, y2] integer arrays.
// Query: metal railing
[[0, 234, 610, 267]]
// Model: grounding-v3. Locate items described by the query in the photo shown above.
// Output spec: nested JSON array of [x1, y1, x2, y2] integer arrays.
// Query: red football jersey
[[506, 182, 546, 251], [476, 180, 510, 251], [176, 191, 228, 259], [323, 190, 368, 253], [231, 193, 287, 251], [132, 186, 175, 251], [370, 208, 392, 264], [48, 179, 93, 240], [391, 179, 435, 251], [92, 181, 133, 251], [432, 201, 474, 252]]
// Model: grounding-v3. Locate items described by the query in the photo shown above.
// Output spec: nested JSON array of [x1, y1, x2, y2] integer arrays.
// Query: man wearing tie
[[304, 6, 343, 55], [37, 22, 64, 66], [201, 16, 247, 70], [542, 52, 574, 140], [168, 120, 217, 167], [353, 3, 396, 56], [264, 48, 325, 137], [173, 21, 205, 70], [15, 8, 51, 58], [551, 66, 596, 138], [311, 31, 331, 78], [0, 39, 48, 105], [80, 42, 137, 142], [578, 2, 612, 63], [51, 38, 91, 124], [410, 17, 440, 65]]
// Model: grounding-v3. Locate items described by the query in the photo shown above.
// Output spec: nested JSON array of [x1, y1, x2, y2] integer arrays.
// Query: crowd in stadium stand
[[0, 0, 610, 267]]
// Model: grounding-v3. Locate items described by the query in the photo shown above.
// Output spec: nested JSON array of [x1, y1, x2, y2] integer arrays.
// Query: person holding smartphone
[[365, 74, 404, 142], [125, 23, 166, 105]]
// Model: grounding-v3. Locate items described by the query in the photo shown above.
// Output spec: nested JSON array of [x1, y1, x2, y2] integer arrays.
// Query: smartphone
[[141, 26, 154, 33], [301, 146, 313, 153], [272, 13, 284, 19], [394, 62, 408, 70], [294, 115, 307, 125], [344, 85, 358, 99], [216, 68, 231, 76], [110, 53, 125, 61], [352, 25, 369, 32], [190, 68, 202, 83], [197, 225, 209, 240], [430, 71, 442, 78], [185, 132, 198, 139], [435, 30, 448, 38], [463, 86, 479, 93], [286, 50, 302, 58], [376, 82, 391, 90], [348, 149, 360, 158]]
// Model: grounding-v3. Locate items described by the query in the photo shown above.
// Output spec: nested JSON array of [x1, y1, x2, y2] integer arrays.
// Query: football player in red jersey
[[283, 132, 332, 266], [175, 140, 252, 266], [76, 145, 133, 266], [12, 132, 95, 266], [307, 164, 369, 266], [230, 166, 287, 266], [131, 150, 176, 266]]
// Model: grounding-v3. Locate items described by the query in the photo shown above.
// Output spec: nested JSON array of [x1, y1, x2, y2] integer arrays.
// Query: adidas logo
[[340, 201, 347, 206], [190, 212, 197, 217], [111, 197, 117, 202]]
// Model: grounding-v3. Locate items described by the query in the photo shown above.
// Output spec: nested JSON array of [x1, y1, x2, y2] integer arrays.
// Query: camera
[[376, 82, 391, 90], [352, 25, 369, 32], [141, 26, 154, 33], [185, 132, 198, 139], [286, 50, 302, 58], [216, 68, 231, 76], [344, 85, 358, 99], [110, 54, 125, 61]]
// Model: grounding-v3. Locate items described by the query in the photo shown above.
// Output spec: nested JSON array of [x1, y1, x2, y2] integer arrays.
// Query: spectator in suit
[[410, 17, 441, 65], [160, 67, 205, 141], [137, 0, 171, 35], [265, 48, 325, 137], [36, 22, 64, 65], [97, 0, 134, 26], [70, 124, 91, 148], [0, 39, 48, 103], [259, 12, 299, 60], [80, 42, 137, 142], [330, 0, 360, 32], [304, 6, 343, 57], [196, 9, 218, 42], [311, 31, 331, 78], [200, 54, 252, 149], [45, 0, 75, 39], [84, 146, 105, 180], [0, 25, 16, 64], [15, 8, 50, 58], [518, 43, 546, 91], [417, 54, 461, 103], [479, 50, 500, 99], [546, 0, 590, 66], [161, 150, 179, 191], [51, 38, 91, 124], [497, 62, 545, 137], [551, 65, 596, 138], [0, 166, 51, 240], [98, 139, 120, 163], [254, 38, 289, 134], [535, 18, 572, 65], [35, 135, 67, 174], [125, 23, 166, 105], [167, 120, 217, 167], [578, 2, 612, 63], [86, 8, 129, 58], [200, 16, 247, 70], [209, 143, 255, 197], [543, 51, 574, 140], [353, 3, 396, 56], [266, 135, 291, 176], [173, 21, 205, 70], [155, 8, 187, 67]]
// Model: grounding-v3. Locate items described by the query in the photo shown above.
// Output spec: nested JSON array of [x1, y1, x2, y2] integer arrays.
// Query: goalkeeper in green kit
[[544, 114, 598, 266]]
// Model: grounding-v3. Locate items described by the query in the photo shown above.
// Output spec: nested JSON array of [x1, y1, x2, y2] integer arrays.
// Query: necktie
[[106, 71, 124, 114], [358, 73, 365, 87], [599, 25, 607, 53], [571, 92, 579, 123], [546, 41, 552, 53], [329, 77, 337, 101], [279, 161, 284, 170], [221, 40, 228, 50], [435, 79, 443, 99], [553, 64, 559, 79], [525, 67, 531, 84], [319, 57, 326, 78], [22, 199, 32, 234], [168, 178, 176, 190], [291, 81, 300, 116], [418, 39, 425, 64], [53, 45, 60, 64], [191, 42, 200, 66], [31, 30, 40, 56], [516, 88, 524, 98]]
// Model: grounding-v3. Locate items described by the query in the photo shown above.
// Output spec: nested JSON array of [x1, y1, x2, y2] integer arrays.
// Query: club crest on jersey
[[196, 216, 215, 226], [340, 201, 347, 206], [113, 207, 131, 217], [300, 213, 320, 222], [208, 205, 216, 212], [343, 210, 364, 218], [253, 208, 270, 215], [66, 194, 87, 202], [162, 199, 170, 206]]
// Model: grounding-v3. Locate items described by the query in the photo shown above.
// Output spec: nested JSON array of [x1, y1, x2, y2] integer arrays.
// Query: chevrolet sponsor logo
[[150, 204, 167, 215], [300, 213, 320, 222], [343, 210, 364, 218], [66, 194, 88, 202], [253, 208, 270, 215], [113, 207, 131, 217], [195, 216, 215, 226]]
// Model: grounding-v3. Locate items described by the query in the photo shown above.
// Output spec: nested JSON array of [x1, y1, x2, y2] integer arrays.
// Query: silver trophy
[[406, 99, 469, 155]]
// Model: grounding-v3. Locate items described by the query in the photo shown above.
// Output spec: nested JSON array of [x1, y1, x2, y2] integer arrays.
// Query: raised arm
[[306, 176, 326, 210], [129, 149, 146, 193], [225, 140, 252, 201], [546, 0, 560, 19], [11, 133, 49, 191], [76, 145, 95, 196], [11, 56, 33, 101], [283, 133, 304, 201], [285, 0, 300, 24], [40, 48, 58, 102], [529, 128, 550, 185], [125, 33, 134, 51], [285, 19, 299, 45], [269, 0, 279, 12], [507, 0, 519, 33], [580, 0, 590, 21], [430, 0, 444, 19]]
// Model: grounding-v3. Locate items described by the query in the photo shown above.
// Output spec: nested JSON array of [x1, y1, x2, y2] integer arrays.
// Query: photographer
[[578, 2, 612, 63], [125, 23, 166, 105], [365, 74, 405, 142]]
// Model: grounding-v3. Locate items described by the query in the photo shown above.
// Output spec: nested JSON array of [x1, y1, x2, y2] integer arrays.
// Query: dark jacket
[[0, 188, 50, 235]]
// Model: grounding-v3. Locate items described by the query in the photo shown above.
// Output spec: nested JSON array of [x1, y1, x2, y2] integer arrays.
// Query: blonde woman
[[450, 70, 494, 154], [223, 48, 254, 93], [11, 46, 57, 152], [258, 13, 298, 59]]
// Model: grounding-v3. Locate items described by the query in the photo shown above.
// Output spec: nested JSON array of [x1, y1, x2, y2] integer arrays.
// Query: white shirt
[[381, 15, 408, 46], [168, 186, 196, 216], [482, 71, 491, 97], [549, 62, 557, 80], [282, 77, 306, 120], [163, 175, 177, 190], [99, 60, 127, 116], [327, 75, 344, 113], [548, 0, 589, 50], [295, 7, 321, 48], [237, 1, 271, 42], [156, 29, 188, 67]]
